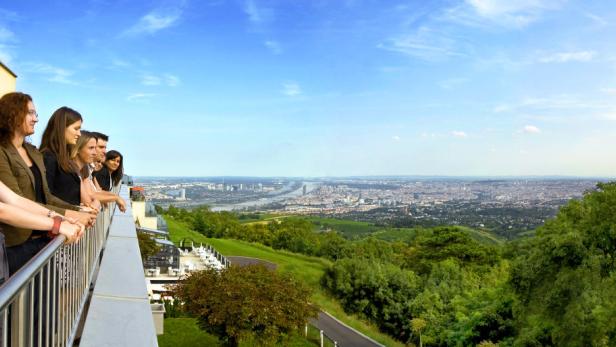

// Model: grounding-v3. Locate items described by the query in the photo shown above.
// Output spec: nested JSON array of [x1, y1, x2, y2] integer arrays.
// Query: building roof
[[154, 239, 175, 246], [137, 226, 169, 236], [0, 61, 17, 78]]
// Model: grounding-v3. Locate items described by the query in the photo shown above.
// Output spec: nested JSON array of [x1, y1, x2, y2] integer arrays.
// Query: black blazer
[[93, 166, 111, 191], [42, 151, 81, 206]]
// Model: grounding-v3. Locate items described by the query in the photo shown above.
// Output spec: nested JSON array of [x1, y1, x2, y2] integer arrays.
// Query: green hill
[[165, 218, 404, 347]]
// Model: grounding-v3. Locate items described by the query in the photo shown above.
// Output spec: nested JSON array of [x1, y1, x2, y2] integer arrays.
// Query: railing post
[[320, 330, 324, 347], [10, 291, 27, 347]]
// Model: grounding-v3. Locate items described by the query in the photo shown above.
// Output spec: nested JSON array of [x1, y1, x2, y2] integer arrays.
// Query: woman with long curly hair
[[0, 92, 90, 274]]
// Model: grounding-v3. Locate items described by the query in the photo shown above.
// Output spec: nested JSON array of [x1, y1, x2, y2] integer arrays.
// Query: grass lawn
[[165, 217, 405, 347], [305, 216, 380, 238], [158, 318, 316, 347], [371, 227, 421, 242], [158, 318, 220, 347]]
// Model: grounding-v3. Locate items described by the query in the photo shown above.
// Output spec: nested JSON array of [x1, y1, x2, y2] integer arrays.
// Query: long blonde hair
[[71, 130, 95, 179]]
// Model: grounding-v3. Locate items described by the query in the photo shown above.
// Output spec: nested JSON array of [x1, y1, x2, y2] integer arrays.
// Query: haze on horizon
[[1, 0, 615, 177]]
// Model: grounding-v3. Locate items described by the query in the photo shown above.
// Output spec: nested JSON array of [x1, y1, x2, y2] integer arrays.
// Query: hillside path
[[227, 256, 384, 347], [310, 311, 384, 347]]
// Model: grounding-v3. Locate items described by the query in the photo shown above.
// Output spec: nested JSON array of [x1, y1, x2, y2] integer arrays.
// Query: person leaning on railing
[[40, 107, 90, 208], [93, 150, 123, 192], [71, 131, 126, 212], [0, 92, 91, 276], [90, 131, 108, 172], [0, 180, 85, 279]]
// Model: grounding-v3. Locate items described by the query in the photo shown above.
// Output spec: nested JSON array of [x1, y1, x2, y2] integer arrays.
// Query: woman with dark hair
[[40, 106, 86, 207], [94, 150, 123, 191], [72, 132, 125, 212], [0, 92, 91, 274]]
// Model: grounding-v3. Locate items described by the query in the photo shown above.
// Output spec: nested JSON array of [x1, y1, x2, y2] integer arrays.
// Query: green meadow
[[165, 217, 404, 347]]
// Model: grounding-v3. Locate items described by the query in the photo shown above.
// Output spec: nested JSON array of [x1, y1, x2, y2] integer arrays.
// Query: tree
[[321, 257, 420, 341], [510, 182, 616, 346], [137, 231, 160, 261], [411, 318, 427, 347], [174, 264, 318, 346], [403, 227, 499, 275]]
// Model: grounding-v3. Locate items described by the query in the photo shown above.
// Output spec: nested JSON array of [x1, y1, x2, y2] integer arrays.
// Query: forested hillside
[[162, 182, 616, 346]]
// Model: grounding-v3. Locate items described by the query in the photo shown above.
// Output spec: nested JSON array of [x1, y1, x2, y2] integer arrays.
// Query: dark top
[[93, 166, 112, 191], [42, 151, 81, 205], [29, 164, 47, 204], [29, 163, 48, 236]]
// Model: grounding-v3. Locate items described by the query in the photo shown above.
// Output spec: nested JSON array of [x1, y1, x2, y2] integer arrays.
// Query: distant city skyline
[[1, 0, 615, 177]]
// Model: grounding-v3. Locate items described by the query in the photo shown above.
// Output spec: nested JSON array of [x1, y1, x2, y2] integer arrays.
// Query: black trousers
[[6, 237, 50, 276]]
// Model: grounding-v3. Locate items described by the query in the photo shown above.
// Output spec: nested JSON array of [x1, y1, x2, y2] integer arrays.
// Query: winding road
[[227, 256, 384, 347]]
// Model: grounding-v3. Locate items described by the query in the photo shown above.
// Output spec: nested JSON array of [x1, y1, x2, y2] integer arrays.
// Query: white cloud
[[0, 44, 13, 64], [122, 11, 181, 37], [502, 95, 609, 112], [140, 73, 180, 87], [0, 9, 20, 22], [451, 131, 468, 138], [392, 135, 401, 141], [243, 0, 273, 25], [264, 40, 282, 54], [379, 26, 465, 61], [493, 104, 511, 113], [164, 74, 180, 87], [141, 74, 161, 86], [438, 78, 469, 90], [282, 82, 302, 97], [538, 51, 596, 63], [420, 132, 436, 138], [0, 27, 15, 42], [523, 125, 541, 134], [440, 0, 564, 30], [111, 59, 130, 68], [600, 88, 616, 95], [21, 62, 76, 84], [597, 112, 616, 121], [585, 13, 608, 26], [0, 25, 16, 63], [127, 93, 157, 102]]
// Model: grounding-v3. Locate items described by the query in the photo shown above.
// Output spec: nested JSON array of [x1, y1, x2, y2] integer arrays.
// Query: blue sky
[[1, 0, 615, 177]]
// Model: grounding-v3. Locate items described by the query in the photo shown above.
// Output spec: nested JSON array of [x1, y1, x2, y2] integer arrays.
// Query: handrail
[[0, 236, 65, 309], [0, 185, 120, 347]]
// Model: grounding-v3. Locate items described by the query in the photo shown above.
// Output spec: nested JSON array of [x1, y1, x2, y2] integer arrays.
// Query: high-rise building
[[302, 184, 307, 195]]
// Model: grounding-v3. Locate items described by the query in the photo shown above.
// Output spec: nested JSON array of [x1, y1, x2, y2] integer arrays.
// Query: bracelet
[[47, 216, 63, 238]]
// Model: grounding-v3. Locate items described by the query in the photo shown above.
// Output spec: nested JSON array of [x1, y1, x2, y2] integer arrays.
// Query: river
[[211, 181, 320, 211]]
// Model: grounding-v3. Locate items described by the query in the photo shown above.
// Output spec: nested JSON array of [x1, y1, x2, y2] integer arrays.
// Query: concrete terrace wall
[[80, 185, 158, 347]]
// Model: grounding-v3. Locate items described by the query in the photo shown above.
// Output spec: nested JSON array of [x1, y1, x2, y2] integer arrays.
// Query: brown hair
[[105, 150, 124, 186], [0, 92, 32, 146], [71, 130, 95, 179], [40, 106, 83, 173]]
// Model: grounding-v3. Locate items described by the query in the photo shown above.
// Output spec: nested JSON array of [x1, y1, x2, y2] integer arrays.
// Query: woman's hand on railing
[[116, 196, 127, 213], [80, 203, 100, 215], [66, 210, 97, 227], [59, 220, 85, 244]]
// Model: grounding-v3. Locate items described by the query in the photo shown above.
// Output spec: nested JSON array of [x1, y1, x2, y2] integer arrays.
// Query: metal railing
[[178, 241, 231, 268], [306, 324, 337, 347], [0, 188, 119, 347]]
